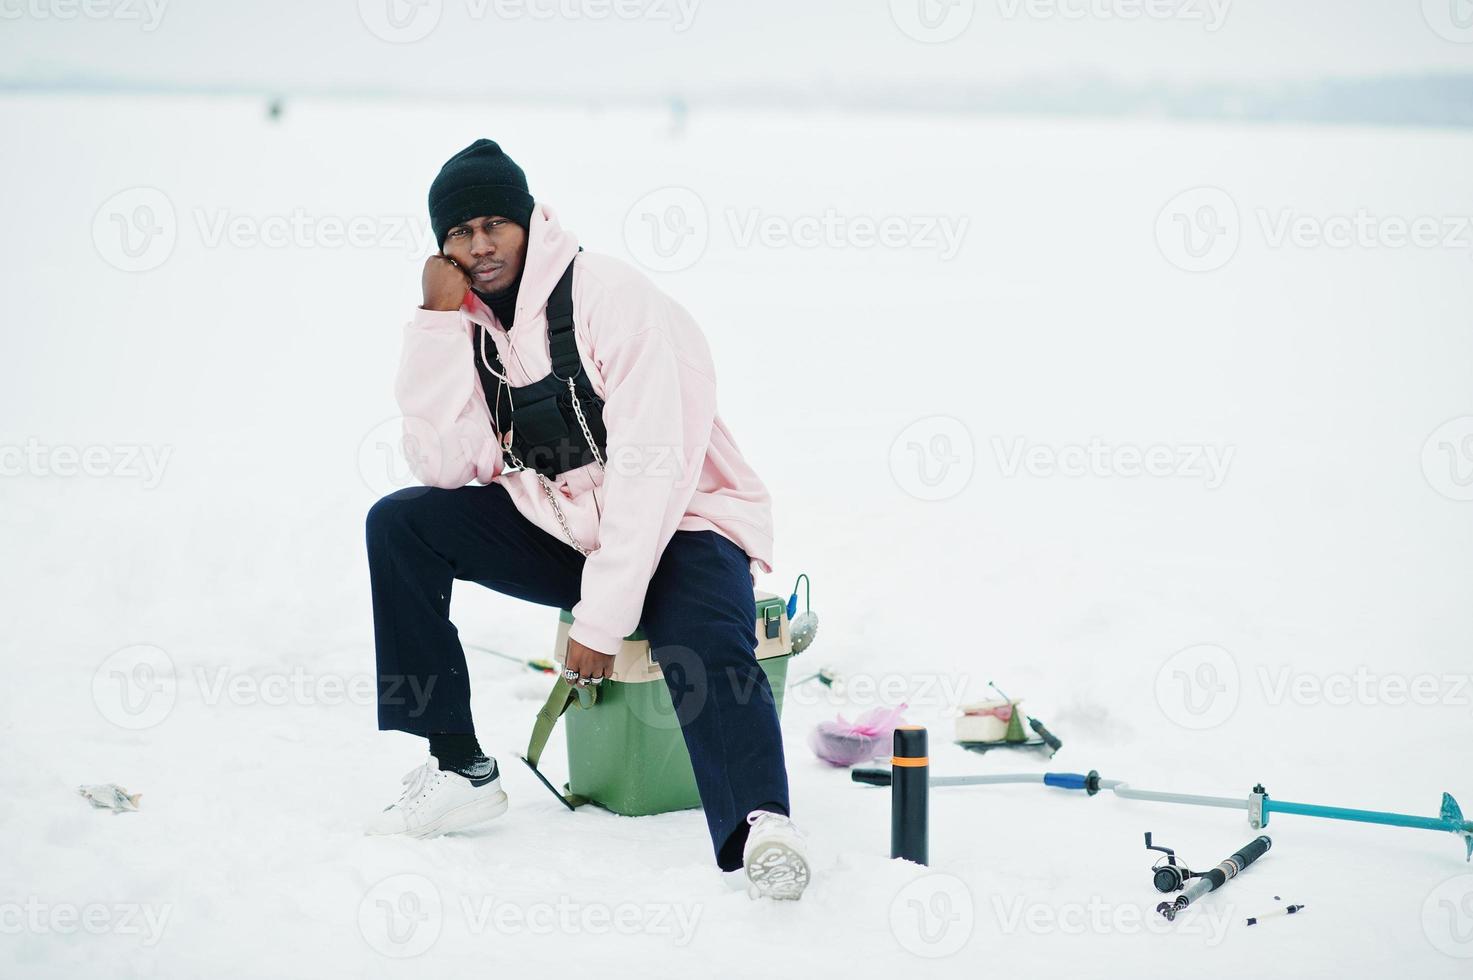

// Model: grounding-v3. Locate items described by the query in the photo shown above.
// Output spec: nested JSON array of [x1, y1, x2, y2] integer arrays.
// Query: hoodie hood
[[466, 201, 579, 330]]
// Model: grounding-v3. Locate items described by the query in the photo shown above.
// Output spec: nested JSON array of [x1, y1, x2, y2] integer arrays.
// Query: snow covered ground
[[2, 93, 1472, 978]]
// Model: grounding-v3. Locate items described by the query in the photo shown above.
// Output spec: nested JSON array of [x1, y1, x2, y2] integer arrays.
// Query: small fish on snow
[[77, 784, 142, 813]]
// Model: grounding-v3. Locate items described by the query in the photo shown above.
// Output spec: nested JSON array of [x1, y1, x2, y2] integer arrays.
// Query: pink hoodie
[[393, 202, 775, 656]]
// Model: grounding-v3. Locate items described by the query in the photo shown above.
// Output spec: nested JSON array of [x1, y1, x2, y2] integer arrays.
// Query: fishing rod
[[1157, 835, 1272, 921], [851, 766, 1473, 860]]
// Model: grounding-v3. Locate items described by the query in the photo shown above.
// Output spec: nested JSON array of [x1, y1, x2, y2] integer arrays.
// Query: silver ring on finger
[[563, 668, 580, 682]]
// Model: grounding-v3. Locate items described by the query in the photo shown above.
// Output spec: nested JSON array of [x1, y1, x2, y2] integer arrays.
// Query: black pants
[[366, 482, 791, 870]]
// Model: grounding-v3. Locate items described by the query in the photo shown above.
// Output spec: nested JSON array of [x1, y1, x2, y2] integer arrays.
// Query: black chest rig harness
[[473, 254, 610, 487]]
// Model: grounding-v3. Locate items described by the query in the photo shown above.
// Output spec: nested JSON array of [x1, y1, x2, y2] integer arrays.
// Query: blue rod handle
[[1044, 772, 1090, 791]]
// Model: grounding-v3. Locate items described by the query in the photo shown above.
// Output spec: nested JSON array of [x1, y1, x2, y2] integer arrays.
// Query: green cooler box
[[551, 589, 797, 816]]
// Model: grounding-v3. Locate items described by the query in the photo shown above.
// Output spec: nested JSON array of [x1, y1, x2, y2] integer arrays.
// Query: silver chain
[[479, 325, 605, 556], [503, 439, 591, 556], [566, 376, 606, 469]]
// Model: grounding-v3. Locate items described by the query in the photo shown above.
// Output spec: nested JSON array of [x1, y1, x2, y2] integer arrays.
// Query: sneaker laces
[[746, 810, 797, 833], [394, 759, 438, 809]]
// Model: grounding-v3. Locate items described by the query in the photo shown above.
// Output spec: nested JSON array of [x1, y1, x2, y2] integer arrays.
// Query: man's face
[[442, 215, 527, 293]]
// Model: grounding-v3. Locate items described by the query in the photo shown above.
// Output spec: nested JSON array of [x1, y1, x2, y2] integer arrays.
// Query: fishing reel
[[1144, 832, 1202, 894]]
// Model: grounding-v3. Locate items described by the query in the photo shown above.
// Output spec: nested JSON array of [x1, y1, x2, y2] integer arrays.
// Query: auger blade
[[1442, 793, 1473, 861]]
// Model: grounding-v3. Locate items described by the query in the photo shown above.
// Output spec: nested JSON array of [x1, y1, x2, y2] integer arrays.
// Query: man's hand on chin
[[564, 637, 615, 686]]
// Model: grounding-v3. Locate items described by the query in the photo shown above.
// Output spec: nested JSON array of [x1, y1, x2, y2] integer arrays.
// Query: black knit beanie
[[428, 139, 535, 248]]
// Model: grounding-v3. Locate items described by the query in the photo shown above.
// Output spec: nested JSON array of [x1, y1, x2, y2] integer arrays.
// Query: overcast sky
[[4, 0, 1472, 97]]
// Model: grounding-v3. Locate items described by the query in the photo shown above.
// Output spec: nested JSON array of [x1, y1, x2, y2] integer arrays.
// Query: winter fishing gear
[[785, 573, 818, 654], [809, 704, 908, 767], [891, 726, 928, 866], [1246, 903, 1304, 925], [790, 665, 841, 688], [1143, 832, 1202, 893], [464, 642, 558, 674], [77, 784, 141, 813], [520, 591, 799, 815], [954, 683, 1064, 757], [848, 766, 1473, 860], [987, 682, 1063, 754], [1157, 836, 1272, 921]]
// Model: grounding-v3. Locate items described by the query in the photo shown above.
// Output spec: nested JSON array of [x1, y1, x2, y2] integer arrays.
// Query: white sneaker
[[742, 809, 811, 900], [365, 756, 509, 839]]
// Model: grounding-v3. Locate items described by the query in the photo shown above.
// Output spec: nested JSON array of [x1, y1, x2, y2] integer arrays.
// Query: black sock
[[428, 733, 490, 776]]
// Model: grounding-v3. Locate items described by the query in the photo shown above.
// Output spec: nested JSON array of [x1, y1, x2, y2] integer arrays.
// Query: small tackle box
[[545, 590, 797, 816]]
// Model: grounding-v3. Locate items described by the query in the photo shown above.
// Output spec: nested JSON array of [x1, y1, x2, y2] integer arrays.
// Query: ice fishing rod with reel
[[1156, 835, 1273, 922], [1143, 832, 1203, 893]]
